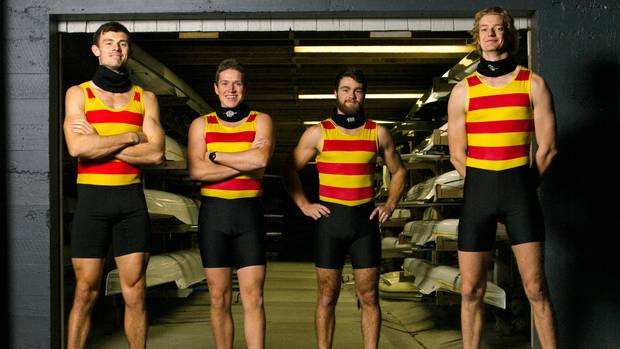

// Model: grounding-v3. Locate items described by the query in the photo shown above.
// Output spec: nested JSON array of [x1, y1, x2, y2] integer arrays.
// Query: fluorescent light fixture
[[179, 32, 219, 39], [369, 31, 412, 38], [294, 45, 474, 54], [304, 120, 397, 125], [299, 93, 423, 100]]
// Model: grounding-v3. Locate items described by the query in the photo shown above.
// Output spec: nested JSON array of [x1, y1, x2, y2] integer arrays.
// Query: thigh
[[502, 171, 545, 245], [205, 267, 234, 295], [315, 267, 342, 297], [231, 199, 266, 268], [112, 189, 150, 257], [237, 265, 266, 295], [458, 250, 493, 289], [458, 168, 499, 252], [353, 267, 380, 294], [114, 252, 149, 292], [71, 186, 114, 258], [349, 214, 381, 269], [315, 216, 348, 269], [511, 242, 545, 286], [198, 198, 233, 268], [72, 257, 106, 288]]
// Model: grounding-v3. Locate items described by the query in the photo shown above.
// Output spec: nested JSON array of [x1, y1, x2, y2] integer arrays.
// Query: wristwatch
[[133, 132, 141, 145], [208, 151, 217, 162]]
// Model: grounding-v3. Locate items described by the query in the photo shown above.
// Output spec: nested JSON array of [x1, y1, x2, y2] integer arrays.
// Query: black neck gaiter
[[215, 102, 250, 123], [92, 65, 132, 93], [331, 108, 367, 129], [477, 56, 517, 77]]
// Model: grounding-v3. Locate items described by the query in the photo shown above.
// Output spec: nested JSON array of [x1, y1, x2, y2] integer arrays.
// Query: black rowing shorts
[[198, 196, 266, 268], [315, 201, 381, 269], [458, 166, 545, 252], [71, 184, 150, 258]]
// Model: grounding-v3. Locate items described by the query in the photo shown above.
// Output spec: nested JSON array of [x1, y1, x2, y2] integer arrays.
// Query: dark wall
[[4, 0, 619, 348]]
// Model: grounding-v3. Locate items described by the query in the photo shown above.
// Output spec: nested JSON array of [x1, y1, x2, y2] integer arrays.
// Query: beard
[[337, 99, 362, 116]]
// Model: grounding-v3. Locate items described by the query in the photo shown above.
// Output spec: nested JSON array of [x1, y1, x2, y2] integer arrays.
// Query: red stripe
[[247, 113, 257, 122], [364, 121, 377, 129], [466, 119, 534, 134], [86, 109, 143, 126], [469, 93, 530, 111], [133, 91, 141, 102], [323, 140, 376, 152], [207, 115, 218, 124], [317, 162, 374, 175], [321, 120, 335, 129], [319, 185, 374, 201], [515, 70, 530, 81], [202, 178, 262, 191], [85, 88, 95, 99], [205, 131, 255, 144], [467, 76, 482, 86], [78, 161, 140, 174], [468, 145, 530, 160]]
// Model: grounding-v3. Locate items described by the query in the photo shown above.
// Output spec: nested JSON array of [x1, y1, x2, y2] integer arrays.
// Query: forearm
[[450, 152, 467, 178], [282, 167, 312, 209], [70, 133, 135, 160], [189, 158, 241, 182], [384, 167, 406, 208], [116, 142, 164, 165], [214, 148, 269, 172]]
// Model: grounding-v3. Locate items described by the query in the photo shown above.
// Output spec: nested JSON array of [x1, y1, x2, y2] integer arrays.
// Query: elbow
[[151, 150, 165, 165], [67, 144, 84, 158]]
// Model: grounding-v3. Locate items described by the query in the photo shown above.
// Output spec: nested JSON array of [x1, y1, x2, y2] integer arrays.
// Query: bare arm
[[187, 116, 241, 182], [115, 90, 165, 165], [63, 85, 137, 159], [282, 125, 330, 220], [370, 125, 407, 223], [531, 73, 558, 176], [210, 113, 275, 172], [447, 80, 468, 177]]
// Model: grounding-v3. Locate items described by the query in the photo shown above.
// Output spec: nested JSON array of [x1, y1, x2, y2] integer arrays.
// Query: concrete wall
[[5, 1, 619, 348]]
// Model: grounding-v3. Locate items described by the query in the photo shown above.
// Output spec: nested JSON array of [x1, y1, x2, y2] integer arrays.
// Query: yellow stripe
[[466, 106, 532, 122], [92, 123, 141, 136], [201, 188, 261, 199], [466, 157, 529, 171], [316, 151, 375, 164], [77, 173, 141, 186], [320, 196, 373, 206], [81, 83, 145, 114], [467, 132, 532, 147], [318, 173, 374, 188], [207, 142, 252, 152]]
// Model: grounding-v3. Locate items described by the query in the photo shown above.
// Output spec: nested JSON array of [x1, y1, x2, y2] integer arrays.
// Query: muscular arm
[[531, 73, 558, 176], [370, 125, 406, 223], [282, 125, 330, 220], [63, 85, 137, 159], [213, 113, 275, 172], [447, 81, 468, 177], [187, 116, 241, 182], [115, 91, 165, 165]]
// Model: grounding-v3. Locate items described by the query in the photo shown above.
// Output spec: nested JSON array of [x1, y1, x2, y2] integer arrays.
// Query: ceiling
[[62, 30, 474, 173]]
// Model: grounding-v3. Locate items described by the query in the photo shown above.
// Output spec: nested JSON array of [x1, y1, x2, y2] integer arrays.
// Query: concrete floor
[[87, 262, 530, 348]]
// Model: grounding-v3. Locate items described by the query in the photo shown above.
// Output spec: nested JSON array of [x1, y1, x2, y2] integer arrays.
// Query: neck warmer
[[331, 108, 367, 129], [92, 65, 132, 93], [215, 102, 250, 123], [477, 56, 517, 77]]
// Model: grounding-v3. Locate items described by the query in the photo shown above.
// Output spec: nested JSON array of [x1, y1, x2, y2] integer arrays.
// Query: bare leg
[[512, 242, 557, 349], [458, 251, 493, 349], [353, 267, 381, 349], [315, 267, 342, 349], [115, 252, 149, 349], [205, 268, 234, 349], [67, 258, 105, 349], [237, 265, 266, 349]]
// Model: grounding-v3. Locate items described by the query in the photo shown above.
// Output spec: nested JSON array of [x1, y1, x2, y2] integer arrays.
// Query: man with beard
[[63, 22, 165, 349], [284, 67, 406, 349], [448, 7, 558, 349]]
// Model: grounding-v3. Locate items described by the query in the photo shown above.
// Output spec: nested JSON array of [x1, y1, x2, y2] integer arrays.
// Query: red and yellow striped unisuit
[[76, 82, 144, 186], [316, 119, 378, 206], [201, 112, 263, 199], [465, 67, 534, 171]]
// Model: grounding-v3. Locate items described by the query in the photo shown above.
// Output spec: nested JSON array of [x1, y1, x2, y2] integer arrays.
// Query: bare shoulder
[[189, 114, 207, 130], [142, 90, 158, 104], [66, 85, 84, 99], [450, 79, 468, 99], [255, 111, 274, 125], [530, 72, 549, 92]]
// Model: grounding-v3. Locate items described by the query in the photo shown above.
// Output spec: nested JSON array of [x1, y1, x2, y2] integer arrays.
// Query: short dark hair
[[334, 67, 367, 93], [471, 7, 520, 55], [93, 21, 131, 47], [214, 58, 247, 85]]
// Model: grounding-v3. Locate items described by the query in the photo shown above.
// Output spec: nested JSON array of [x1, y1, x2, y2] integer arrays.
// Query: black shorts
[[458, 166, 545, 252], [71, 184, 150, 258], [315, 201, 381, 269], [198, 196, 266, 268]]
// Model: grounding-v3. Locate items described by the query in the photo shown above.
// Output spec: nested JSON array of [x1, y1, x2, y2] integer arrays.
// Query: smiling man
[[447, 7, 558, 349], [63, 21, 165, 349], [284, 67, 406, 349]]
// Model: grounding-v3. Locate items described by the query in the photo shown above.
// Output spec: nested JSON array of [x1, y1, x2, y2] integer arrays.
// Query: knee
[[240, 287, 264, 310], [73, 282, 100, 309], [461, 282, 486, 303], [356, 288, 379, 308], [209, 287, 232, 311], [523, 281, 546, 304], [122, 282, 146, 310], [317, 289, 339, 309]]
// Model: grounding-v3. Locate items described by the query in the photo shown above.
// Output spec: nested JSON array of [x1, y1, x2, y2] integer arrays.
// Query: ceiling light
[[298, 93, 423, 100], [294, 45, 474, 54], [303, 120, 397, 125]]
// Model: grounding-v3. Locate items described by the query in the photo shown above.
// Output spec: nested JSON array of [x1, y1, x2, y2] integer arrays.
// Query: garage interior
[[58, 19, 533, 348]]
